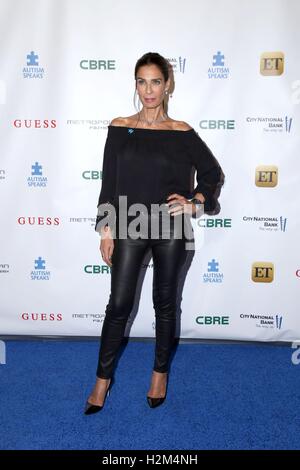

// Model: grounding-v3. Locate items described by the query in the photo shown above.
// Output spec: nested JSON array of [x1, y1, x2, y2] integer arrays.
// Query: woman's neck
[[139, 107, 168, 126]]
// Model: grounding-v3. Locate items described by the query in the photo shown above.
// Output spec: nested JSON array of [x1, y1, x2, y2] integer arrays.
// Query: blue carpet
[[0, 340, 299, 450]]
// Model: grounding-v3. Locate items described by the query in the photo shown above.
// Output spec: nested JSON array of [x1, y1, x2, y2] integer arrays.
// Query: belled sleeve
[[95, 127, 117, 232], [188, 130, 224, 213]]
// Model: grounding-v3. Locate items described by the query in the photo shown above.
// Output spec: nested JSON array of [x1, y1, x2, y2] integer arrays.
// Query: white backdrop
[[0, 0, 299, 341]]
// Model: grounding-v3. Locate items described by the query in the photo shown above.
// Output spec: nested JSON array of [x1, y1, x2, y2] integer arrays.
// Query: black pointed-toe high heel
[[147, 373, 168, 408], [84, 378, 113, 415], [147, 395, 166, 408]]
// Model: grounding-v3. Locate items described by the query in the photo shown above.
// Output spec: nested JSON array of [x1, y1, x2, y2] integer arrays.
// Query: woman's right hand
[[100, 227, 114, 267]]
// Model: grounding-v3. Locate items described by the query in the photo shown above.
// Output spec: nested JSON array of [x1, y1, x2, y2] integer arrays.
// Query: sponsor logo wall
[[0, 0, 299, 341]]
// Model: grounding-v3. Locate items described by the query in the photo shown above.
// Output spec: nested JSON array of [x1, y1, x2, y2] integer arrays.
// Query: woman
[[85, 52, 224, 414]]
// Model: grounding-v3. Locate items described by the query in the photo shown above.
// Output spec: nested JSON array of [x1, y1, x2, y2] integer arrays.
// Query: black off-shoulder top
[[95, 125, 224, 231]]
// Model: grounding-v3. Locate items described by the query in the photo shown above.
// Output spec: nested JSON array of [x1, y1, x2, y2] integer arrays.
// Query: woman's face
[[136, 64, 169, 109]]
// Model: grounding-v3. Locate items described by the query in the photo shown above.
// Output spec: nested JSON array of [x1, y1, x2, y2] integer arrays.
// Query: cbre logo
[[80, 60, 116, 70], [252, 262, 274, 283]]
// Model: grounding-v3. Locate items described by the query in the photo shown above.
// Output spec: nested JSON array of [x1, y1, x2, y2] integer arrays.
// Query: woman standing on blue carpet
[[85, 52, 224, 414]]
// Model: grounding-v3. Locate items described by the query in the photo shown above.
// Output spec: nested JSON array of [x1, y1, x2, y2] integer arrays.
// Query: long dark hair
[[134, 52, 170, 82]]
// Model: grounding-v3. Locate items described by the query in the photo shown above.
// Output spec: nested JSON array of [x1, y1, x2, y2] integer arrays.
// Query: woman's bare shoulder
[[169, 119, 193, 131], [110, 115, 138, 127]]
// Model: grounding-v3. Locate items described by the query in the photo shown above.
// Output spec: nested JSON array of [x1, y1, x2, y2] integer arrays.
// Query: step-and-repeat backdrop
[[0, 0, 299, 341]]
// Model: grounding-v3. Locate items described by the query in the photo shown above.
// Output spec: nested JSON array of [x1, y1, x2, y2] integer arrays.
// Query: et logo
[[255, 166, 278, 187], [260, 52, 284, 76], [252, 262, 274, 283]]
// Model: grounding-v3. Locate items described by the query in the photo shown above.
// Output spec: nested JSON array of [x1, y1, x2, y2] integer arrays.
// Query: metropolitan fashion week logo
[[23, 51, 45, 79], [30, 257, 51, 281], [208, 51, 230, 79], [240, 313, 283, 330], [252, 262, 274, 283], [255, 166, 278, 187], [27, 162, 48, 188], [242, 215, 287, 232], [0, 263, 9, 274], [72, 313, 106, 325], [166, 56, 186, 73], [260, 52, 284, 76], [69, 217, 95, 228], [246, 115, 292, 133], [67, 119, 110, 131], [203, 259, 224, 283]]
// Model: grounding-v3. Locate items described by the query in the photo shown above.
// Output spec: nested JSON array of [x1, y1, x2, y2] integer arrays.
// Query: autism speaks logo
[[208, 51, 230, 79], [27, 162, 48, 187], [23, 51, 45, 79], [30, 257, 51, 280], [203, 259, 224, 283]]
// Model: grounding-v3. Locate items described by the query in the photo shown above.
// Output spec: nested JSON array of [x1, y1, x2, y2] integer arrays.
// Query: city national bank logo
[[243, 215, 287, 232], [23, 51, 45, 79], [80, 59, 116, 70], [31, 257, 51, 281], [208, 51, 229, 79], [167, 56, 186, 73], [255, 166, 278, 187], [27, 162, 48, 188], [252, 262, 274, 283], [203, 259, 224, 283], [246, 115, 292, 133], [240, 313, 283, 330], [260, 52, 284, 76]]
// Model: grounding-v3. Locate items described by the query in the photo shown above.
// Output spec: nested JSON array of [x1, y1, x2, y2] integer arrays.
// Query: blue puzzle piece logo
[[212, 51, 225, 67], [31, 162, 43, 176], [207, 259, 219, 272], [34, 257, 46, 270], [27, 51, 39, 66]]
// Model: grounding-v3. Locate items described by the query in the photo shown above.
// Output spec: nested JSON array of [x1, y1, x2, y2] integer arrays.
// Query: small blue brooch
[[128, 128, 134, 134]]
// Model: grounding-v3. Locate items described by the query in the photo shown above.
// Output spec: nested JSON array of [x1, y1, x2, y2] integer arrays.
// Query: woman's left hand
[[166, 193, 194, 216]]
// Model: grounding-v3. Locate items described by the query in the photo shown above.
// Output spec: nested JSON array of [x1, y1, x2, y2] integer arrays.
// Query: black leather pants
[[96, 211, 194, 379]]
